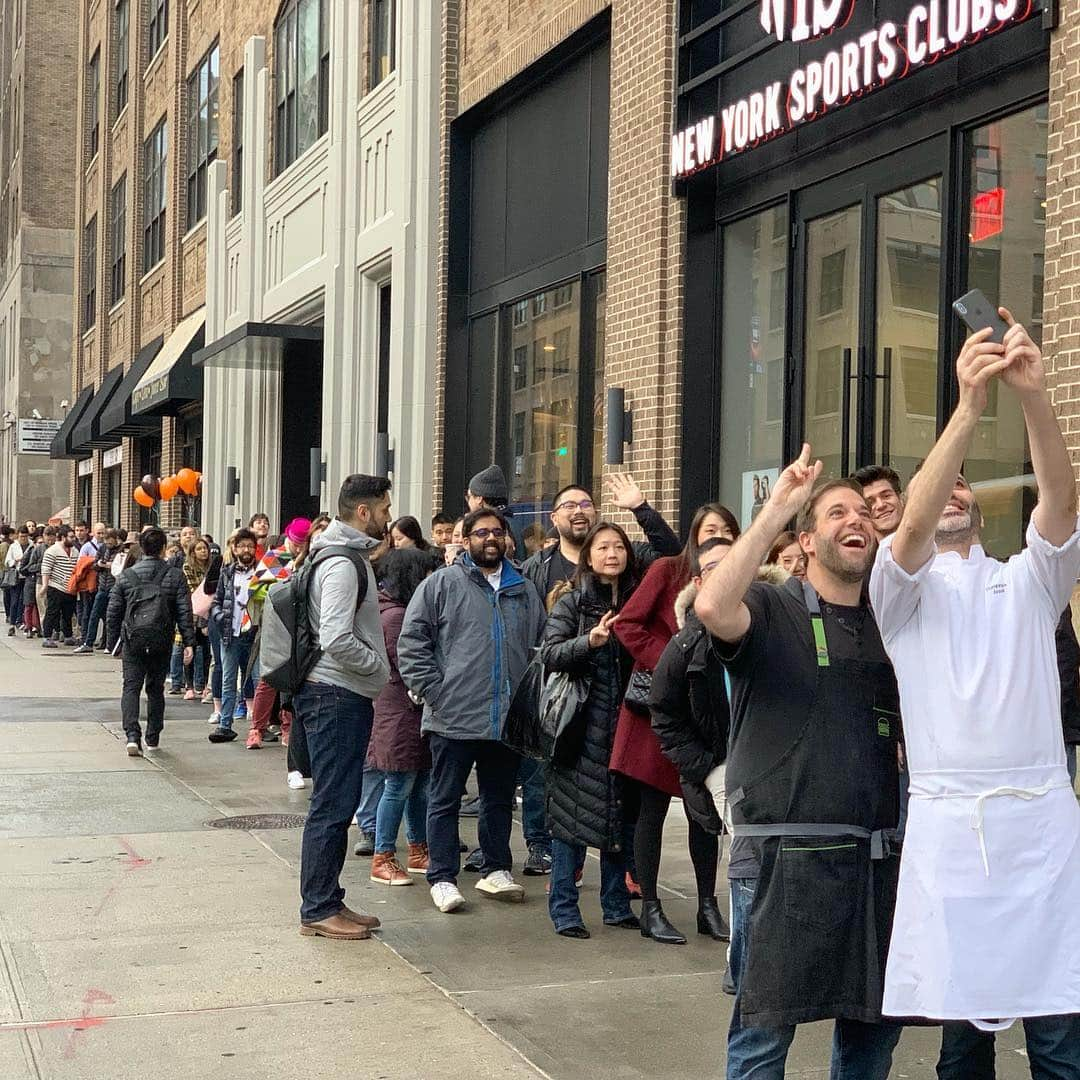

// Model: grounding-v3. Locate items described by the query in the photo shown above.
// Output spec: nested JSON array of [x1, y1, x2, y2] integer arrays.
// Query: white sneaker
[[430, 881, 466, 913], [475, 870, 525, 902], [126, 741, 141, 757], [207, 711, 220, 725], [286, 771, 306, 790]]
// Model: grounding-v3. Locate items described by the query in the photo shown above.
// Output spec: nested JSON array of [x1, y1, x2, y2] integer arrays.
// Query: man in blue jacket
[[398, 507, 546, 913]]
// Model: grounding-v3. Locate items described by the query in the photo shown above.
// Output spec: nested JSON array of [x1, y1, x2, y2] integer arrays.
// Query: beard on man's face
[[813, 532, 874, 585], [469, 537, 505, 568], [935, 494, 981, 545]]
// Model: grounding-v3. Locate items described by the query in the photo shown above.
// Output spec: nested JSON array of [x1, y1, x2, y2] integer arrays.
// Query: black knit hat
[[468, 464, 509, 506]]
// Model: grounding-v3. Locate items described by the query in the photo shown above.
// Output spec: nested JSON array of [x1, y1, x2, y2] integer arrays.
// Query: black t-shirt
[[718, 578, 892, 881], [543, 548, 578, 598]]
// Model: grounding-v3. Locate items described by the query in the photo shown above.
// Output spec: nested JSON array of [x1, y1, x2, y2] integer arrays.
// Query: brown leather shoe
[[407, 841, 430, 873], [337, 904, 381, 929], [371, 851, 413, 886], [299, 913, 371, 940]]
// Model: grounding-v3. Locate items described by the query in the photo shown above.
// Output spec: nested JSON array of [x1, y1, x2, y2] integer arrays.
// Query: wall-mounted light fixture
[[224, 466, 241, 507], [309, 448, 327, 499], [375, 432, 395, 478], [605, 387, 634, 466]]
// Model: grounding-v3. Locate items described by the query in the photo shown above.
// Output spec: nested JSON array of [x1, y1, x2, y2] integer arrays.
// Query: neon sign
[[671, 0, 1032, 178], [970, 186, 1006, 242]]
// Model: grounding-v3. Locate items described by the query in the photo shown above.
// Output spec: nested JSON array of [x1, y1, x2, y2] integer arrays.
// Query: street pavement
[[0, 632, 1038, 1079]]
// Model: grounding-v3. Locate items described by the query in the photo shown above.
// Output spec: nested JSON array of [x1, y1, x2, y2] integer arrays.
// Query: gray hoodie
[[305, 518, 390, 700]]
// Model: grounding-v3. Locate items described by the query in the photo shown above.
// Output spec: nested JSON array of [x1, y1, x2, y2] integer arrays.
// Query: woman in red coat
[[611, 503, 739, 944]]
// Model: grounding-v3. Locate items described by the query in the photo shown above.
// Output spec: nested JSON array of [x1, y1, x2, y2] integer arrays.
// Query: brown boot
[[338, 904, 381, 929], [407, 841, 430, 874], [299, 913, 371, 940], [370, 851, 412, 886]]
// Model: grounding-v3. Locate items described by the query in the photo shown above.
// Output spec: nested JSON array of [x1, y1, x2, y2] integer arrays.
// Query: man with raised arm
[[695, 447, 902, 1079], [869, 312, 1080, 1069]]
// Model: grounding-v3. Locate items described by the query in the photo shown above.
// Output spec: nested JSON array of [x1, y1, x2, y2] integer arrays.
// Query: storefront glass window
[[963, 102, 1047, 556], [589, 270, 606, 502], [720, 205, 787, 529], [77, 475, 92, 527], [179, 414, 203, 527], [105, 466, 121, 528]]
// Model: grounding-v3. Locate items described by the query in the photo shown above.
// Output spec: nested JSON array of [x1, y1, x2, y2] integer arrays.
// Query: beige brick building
[[0, 0, 79, 525]]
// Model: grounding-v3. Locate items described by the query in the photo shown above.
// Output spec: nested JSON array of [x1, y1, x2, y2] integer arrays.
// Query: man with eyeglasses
[[522, 472, 680, 608], [398, 507, 546, 914]]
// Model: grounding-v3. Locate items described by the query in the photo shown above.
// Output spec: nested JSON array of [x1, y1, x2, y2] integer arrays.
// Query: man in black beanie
[[466, 465, 509, 513]]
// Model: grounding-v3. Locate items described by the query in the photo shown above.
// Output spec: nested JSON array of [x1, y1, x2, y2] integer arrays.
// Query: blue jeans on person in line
[[549, 835, 634, 933], [518, 756, 551, 851], [295, 682, 374, 923], [84, 587, 111, 649], [208, 617, 223, 700], [77, 591, 94, 639], [4, 583, 23, 627], [169, 642, 184, 690], [374, 770, 430, 853], [354, 765, 385, 835], [219, 630, 256, 730], [726, 877, 902, 1080]]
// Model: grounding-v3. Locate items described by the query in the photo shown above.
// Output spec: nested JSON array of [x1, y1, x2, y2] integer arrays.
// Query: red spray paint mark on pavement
[[58, 989, 115, 1059], [117, 838, 151, 870]]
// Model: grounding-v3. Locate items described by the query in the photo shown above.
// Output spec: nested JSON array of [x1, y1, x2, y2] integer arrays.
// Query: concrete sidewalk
[[0, 633, 1034, 1079]]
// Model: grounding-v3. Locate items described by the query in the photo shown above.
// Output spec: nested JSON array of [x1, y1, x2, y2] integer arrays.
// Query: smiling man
[[695, 447, 903, 1079], [853, 465, 904, 540]]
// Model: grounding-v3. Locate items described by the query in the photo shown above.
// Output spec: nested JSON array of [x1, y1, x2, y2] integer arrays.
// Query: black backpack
[[260, 545, 370, 694], [122, 561, 175, 652]]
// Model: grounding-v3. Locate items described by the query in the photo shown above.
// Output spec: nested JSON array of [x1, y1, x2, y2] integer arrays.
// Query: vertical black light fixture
[[309, 447, 327, 498], [224, 466, 240, 506], [605, 387, 634, 466], [375, 432, 395, 478]]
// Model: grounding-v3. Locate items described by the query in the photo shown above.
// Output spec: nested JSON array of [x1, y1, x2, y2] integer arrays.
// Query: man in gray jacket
[[398, 507, 546, 913], [296, 474, 391, 941]]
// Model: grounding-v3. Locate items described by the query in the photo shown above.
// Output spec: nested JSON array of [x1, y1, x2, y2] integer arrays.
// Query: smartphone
[[952, 288, 1009, 345]]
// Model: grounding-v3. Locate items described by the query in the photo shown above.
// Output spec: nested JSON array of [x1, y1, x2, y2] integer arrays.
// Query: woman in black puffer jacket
[[541, 521, 641, 940]]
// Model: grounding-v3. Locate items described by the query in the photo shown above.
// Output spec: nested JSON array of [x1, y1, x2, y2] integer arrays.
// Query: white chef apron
[[884, 763, 1080, 1024]]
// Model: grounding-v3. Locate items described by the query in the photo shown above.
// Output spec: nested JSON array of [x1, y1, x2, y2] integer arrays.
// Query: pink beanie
[[284, 517, 313, 545]]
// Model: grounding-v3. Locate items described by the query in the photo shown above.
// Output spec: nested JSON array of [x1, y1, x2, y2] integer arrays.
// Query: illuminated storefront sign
[[671, 0, 1033, 177]]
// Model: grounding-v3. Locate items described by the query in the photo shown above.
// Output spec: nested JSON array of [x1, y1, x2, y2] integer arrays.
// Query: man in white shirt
[[869, 310, 1080, 1070]]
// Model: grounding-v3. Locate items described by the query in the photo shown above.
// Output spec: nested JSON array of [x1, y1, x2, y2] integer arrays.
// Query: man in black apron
[[695, 445, 902, 1079]]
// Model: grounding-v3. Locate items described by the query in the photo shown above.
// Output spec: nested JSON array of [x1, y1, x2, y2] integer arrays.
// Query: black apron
[[729, 580, 900, 1028]]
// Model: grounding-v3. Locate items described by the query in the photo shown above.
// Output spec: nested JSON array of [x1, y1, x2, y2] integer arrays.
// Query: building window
[[552, 327, 572, 376], [147, 0, 167, 62], [77, 475, 93, 526], [143, 120, 167, 269], [370, 0, 395, 88], [274, 0, 329, 175], [83, 218, 97, 330], [11, 80, 18, 158], [900, 347, 937, 418], [376, 279, 392, 437], [512, 300, 528, 326], [769, 267, 785, 330], [186, 42, 219, 227], [553, 283, 574, 308], [115, 0, 129, 114], [87, 49, 101, 158], [110, 176, 126, 303], [105, 465, 122, 528], [818, 249, 846, 315], [533, 293, 547, 318], [179, 414, 203, 526], [231, 68, 244, 215], [512, 345, 527, 390], [886, 241, 940, 313], [533, 338, 547, 383]]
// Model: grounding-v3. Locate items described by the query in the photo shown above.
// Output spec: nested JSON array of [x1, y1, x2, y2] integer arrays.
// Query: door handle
[[841, 347, 853, 478], [879, 347, 893, 467]]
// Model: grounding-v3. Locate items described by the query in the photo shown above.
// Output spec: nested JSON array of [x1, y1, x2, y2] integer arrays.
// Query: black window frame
[[110, 174, 126, 304], [143, 119, 167, 270], [88, 48, 101, 159], [274, 0, 329, 175], [115, 0, 129, 114], [370, 0, 395, 89], [83, 217, 97, 330], [147, 0, 168, 63], [186, 41, 219, 227], [231, 68, 244, 215], [376, 279, 392, 436]]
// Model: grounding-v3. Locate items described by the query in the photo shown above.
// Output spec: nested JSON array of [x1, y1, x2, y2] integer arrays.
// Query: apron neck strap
[[801, 580, 830, 668]]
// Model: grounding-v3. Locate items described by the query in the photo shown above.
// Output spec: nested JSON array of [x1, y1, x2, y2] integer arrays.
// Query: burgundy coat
[[365, 593, 431, 773], [609, 556, 684, 796]]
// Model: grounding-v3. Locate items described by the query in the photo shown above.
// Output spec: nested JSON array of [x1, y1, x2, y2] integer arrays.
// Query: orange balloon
[[176, 467, 198, 496], [133, 485, 155, 508], [159, 475, 179, 501]]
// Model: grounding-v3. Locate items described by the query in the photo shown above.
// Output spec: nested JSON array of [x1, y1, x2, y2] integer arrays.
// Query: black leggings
[[628, 780, 719, 901]]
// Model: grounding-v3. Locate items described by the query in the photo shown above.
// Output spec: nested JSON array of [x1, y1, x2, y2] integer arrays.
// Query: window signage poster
[[741, 467, 781, 529], [671, 0, 1034, 177]]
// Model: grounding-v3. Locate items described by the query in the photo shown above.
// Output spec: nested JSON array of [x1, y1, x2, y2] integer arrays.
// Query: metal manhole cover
[[205, 814, 307, 830]]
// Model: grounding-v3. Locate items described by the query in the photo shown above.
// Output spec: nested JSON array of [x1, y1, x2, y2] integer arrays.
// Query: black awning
[[193, 321, 323, 368], [69, 366, 126, 453], [98, 335, 164, 437], [132, 309, 207, 416], [49, 385, 95, 460]]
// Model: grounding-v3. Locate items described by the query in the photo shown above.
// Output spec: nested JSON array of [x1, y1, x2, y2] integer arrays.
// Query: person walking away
[[611, 503, 741, 943], [106, 527, 195, 756], [292, 475, 390, 940], [869, 312, 1080, 1070], [398, 508, 545, 913], [209, 529, 260, 744], [695, 449, 902, 1079], [367, 549, 437, 885], [541, 522, 643, 938], [40, 528, 79, 648]]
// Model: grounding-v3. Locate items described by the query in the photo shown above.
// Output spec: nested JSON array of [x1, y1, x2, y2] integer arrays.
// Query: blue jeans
[[1067, 744, 1076, 787], [549, 836, 633, 932], [5, 583, 24, 626], [727, 877, 901, 1080], [518, 756, 551, 851], [219, 630, 255, 730], [77, 591, 94, 639], [208, 618, 223, 699], [354, 765, 385, 835], [169, 642, 184, 690], [937, 1016, 1080, 1079], [295, 682, 374, 922], [374, 770, 429, 853], [84, 587, 110, 648]]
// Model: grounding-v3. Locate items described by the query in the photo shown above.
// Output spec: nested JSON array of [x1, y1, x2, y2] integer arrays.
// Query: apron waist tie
[[731, 822, 897, 860]]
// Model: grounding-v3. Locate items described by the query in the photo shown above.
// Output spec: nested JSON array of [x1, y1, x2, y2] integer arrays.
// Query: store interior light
[[543, 344, 556, 351], [971, 186, 1006, 243]]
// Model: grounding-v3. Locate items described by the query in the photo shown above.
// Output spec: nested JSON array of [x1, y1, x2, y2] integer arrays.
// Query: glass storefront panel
[[720, 205, 788, 529], [589, 271, 606, 502], [963, 103, 1047, 555], [105, 466, 121, 528], [77, 475, 92, 526]]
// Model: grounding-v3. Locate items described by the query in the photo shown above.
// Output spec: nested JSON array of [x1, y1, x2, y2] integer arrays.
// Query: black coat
[[106, 557, 195, 650], [540, 577, 636, 851], [1057, 608, 1080, 745]]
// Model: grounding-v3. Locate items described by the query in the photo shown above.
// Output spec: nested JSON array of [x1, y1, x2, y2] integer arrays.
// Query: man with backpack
[[106, 526, 195, 756]]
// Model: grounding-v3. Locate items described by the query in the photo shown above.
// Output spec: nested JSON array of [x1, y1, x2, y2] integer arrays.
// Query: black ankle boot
[[639, 900, 687, 944], [697, 896, 730, 941]]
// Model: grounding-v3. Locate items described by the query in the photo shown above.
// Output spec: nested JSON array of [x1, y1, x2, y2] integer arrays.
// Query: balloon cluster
[[133, 468, 201, 509]]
